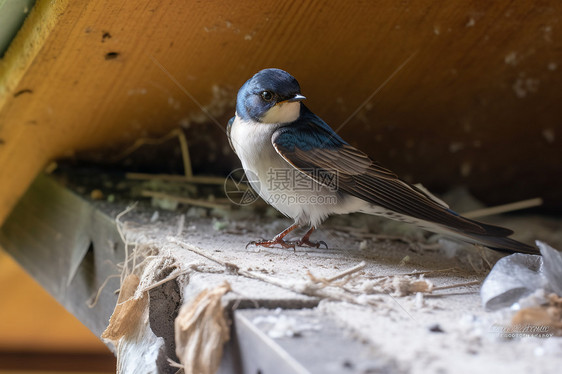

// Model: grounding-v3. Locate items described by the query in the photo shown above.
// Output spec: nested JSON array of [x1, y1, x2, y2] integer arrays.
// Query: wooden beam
[[0, 174, 319, 371], [2, 173, 556, 373], [1, 0, 561, 225], [0, 0, 72, 225], [0, 174, 123, 337]]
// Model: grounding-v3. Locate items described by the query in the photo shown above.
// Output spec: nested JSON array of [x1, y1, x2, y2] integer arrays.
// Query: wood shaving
[[512, 293, 562, 336], [362, 276, 434, 297], [101, 274, 149, 343], [174, 281, 232, 374]]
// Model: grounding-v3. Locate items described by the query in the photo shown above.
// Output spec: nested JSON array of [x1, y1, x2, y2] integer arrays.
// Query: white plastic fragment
[[481, 241, 562, 311], [536, 240, 562, 295], [481, 253, 545, 311]]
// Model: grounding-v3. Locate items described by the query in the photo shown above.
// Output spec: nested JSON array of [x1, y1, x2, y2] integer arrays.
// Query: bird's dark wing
[[271, 109, 511, 237], [226, 116, 236, 154]]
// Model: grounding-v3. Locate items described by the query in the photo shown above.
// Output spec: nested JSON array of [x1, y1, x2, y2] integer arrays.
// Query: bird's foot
[[246, 223, 300, 250], [295, 238, 329, 249], [294, 227, 328, 249], [246, 238, 296, 250]]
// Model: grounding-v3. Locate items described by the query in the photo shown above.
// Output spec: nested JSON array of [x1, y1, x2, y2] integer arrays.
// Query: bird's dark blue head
[[236, 68, 306, 123]]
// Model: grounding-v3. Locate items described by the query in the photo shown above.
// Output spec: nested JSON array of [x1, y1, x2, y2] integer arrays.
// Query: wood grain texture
[[0, 0, 72, 225], [1, 0, 561, 225]]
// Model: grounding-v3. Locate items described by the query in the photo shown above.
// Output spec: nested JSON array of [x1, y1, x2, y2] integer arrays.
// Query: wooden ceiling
[[1, 0, 561, 225]]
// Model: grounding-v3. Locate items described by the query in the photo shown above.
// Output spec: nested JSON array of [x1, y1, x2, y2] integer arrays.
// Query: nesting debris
[[101, 274, 148, 343], [305, 262, 475, 300], [101, 205, 195, 373], [111, 128, 193, 178], [100, 273, 163, 374], [309, 261, 367, 285], [174, 282, 232, 374], [147, 191, 180, 211], [511, 294, 562, 337], [362, 275, 434, 297], [461, 197, 543, 219], [358, 240, 369, 250]]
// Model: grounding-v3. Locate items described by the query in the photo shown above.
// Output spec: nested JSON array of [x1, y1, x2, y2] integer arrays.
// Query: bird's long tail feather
[[362, 206, 538, 254]]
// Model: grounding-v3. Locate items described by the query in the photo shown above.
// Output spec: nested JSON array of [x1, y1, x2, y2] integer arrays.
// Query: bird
[[226, 68, 537, 254]]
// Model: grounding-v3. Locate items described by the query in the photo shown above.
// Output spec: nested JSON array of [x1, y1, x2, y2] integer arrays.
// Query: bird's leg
[[246, 223, 299, 249], [296, 227, 328, 249]]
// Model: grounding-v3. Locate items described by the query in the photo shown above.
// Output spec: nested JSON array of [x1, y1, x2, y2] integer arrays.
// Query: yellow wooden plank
[[0, 0, 561, 226], [0, 0, 73, 225], [0, 0, 71, 105]]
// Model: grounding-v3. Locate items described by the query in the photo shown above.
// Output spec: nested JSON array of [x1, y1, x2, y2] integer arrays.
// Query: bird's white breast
[[229, 116, 281, 173], [229, 116, 368, 227]]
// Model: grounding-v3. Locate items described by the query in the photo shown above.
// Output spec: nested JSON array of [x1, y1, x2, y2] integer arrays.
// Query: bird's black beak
[[287, 94, 306, 102]]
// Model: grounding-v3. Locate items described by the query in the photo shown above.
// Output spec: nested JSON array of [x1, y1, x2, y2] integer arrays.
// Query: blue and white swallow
[[227, 68, 537, 254]]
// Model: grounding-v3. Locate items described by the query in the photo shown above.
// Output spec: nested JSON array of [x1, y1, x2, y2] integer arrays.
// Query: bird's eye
[[260, 91, 273, 102]]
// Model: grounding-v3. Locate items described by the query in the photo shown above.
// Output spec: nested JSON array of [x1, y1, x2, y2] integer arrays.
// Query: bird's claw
[[245, 237, 266, 249], [296, 239, 329, 249], [246, 238, 296, 250]]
